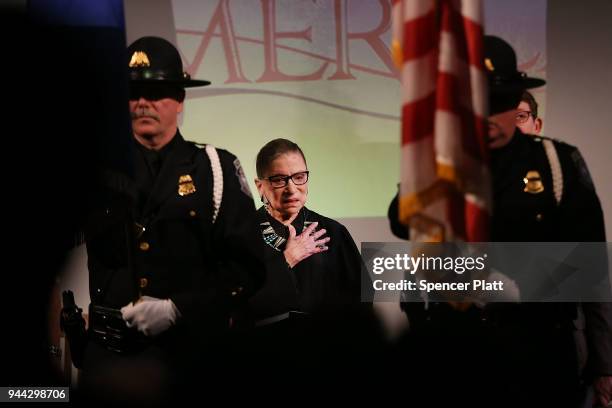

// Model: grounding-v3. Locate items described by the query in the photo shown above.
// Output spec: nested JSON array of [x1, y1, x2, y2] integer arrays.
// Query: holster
[[60, 290, 87, 369], [88, 304, 149, 354]]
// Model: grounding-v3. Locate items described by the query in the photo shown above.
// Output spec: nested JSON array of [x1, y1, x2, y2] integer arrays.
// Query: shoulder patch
[[570, 149, 595, 190], [233, 158, 253, 198]]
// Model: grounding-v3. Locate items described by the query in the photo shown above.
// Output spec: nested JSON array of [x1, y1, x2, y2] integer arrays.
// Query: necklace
[[260, 208, 314, 252]]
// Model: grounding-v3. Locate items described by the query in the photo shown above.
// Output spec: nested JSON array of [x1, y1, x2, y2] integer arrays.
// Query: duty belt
[[88, 304, 150, 354]]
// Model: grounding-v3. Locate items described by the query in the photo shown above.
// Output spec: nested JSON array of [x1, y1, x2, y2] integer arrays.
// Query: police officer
[[484, 35, 611, 408], [81, 36, 264, 403], [389, 36, 612, 406]]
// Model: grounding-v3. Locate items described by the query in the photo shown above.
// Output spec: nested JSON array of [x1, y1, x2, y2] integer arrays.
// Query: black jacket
[[491, 132, 611, 376], [389, 131, 611, 377], [85, 132, 265, 340]]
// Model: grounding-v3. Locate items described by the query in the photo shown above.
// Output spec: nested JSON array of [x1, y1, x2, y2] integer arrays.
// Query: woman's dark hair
[[256, 138, 307, 178]]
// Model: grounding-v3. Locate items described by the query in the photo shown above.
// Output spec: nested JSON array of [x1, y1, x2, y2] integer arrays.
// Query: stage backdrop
[[124, 0, 547, 220], [60, 0, 612, 333]]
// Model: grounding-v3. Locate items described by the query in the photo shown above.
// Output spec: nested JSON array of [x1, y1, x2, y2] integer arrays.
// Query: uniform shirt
[[134, 133, 179, 210]]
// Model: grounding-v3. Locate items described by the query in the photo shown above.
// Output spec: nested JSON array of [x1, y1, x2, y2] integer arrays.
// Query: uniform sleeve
[[583, 301, 612, 375], [559, 145, 612, 376], [558, 146, 606, 241]]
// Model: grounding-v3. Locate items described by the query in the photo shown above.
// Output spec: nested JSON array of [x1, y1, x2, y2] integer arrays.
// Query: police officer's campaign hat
[[127, 36, 210, 88], [484, 35, 545, 93]]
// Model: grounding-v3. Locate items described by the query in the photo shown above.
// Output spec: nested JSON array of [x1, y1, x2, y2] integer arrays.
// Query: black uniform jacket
[[85, 132, 265, 339], [388, 131, 611, 377], [490, 131, 611, 376]]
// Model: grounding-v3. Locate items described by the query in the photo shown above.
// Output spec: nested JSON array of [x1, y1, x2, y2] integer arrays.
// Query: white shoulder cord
[[542, 139, 563, 205], [205, 145, 223, 223]]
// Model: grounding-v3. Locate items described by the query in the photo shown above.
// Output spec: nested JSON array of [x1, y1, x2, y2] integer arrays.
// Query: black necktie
[[143, 149, 162, 180]]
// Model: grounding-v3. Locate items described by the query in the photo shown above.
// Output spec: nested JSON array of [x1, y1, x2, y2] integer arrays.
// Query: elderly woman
[[249, 138, 365, 319], [239, 138, 381, 378]]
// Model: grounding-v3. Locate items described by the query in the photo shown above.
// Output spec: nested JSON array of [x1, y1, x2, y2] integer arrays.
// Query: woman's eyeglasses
[[264, 171, 309, 188]]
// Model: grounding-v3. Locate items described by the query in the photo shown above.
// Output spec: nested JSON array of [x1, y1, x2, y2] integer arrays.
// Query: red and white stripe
[[393, 0, 490, 242]]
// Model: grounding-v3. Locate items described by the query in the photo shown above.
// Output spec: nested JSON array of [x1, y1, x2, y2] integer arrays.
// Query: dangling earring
[[262, 194, 270, 208]]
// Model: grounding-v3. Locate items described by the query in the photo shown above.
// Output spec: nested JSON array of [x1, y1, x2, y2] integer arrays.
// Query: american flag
[[392, 0, 490, 242]]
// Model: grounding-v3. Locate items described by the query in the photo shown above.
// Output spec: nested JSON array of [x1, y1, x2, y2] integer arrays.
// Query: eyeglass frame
[[262, 171, 310, 188], [516, 110, 536, 124]]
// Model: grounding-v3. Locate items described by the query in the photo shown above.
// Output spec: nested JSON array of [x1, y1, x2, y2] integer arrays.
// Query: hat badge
[[129, 51, 151, 68], [484, 57, 495, 72]]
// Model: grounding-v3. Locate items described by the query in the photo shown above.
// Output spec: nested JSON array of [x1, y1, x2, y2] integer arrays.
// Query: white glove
[[121, 296, 181, 337]]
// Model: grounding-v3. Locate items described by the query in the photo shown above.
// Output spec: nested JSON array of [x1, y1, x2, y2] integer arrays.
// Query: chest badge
[[178, 174, 196, 196], [523, 170, 544, 194]]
